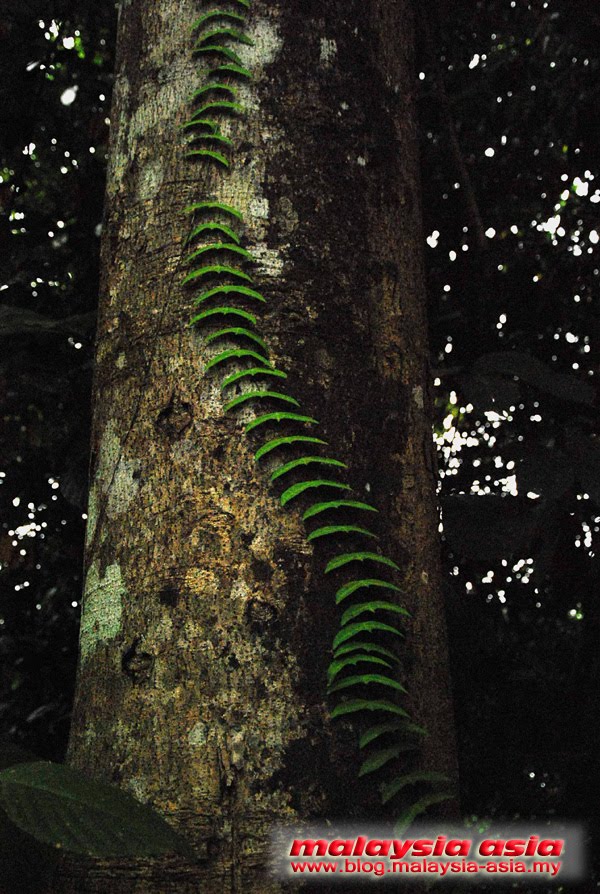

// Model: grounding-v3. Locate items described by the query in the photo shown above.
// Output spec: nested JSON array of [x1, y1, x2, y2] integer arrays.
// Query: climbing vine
[[184, 0, 453, 831]]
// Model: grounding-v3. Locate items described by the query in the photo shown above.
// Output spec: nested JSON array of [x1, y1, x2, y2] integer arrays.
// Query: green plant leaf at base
[[245, 413, 319, 434], [280, 479, 352, 507], [333, 620, 403, 650], [205, 328, 266, 351], [393, 792, 454, 835], [307, 524, 378, 542], [302, 500, 378, 521], [189, 306, 256, 327], [327, 673, 406, 695], [205, 349, 272, 371], [327, 654, 393, 683], [335, 578, 403, 605], [222, 367, 287, 389], [183, 265, 252, 286], [185, 201, 243, 221], [330, 699, 409, 720], [224, 391, 299, 412], [194, 284, 266, 306], [325, 552, 400, 574], [271, 456, 347, 482], [254, 435, 328, 461], [341, 601, 410, 626], [0, 762, 192, 858], [381, 771, 451, 805]]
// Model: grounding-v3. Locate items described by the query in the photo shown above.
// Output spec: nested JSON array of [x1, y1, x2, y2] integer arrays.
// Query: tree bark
[[56, 0, 458, 890]]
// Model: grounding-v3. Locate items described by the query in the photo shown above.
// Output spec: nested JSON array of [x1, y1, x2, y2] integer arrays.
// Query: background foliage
[[0, 0, 598, 887]]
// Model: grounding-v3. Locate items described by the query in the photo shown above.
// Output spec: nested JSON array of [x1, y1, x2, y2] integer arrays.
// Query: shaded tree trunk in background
[[55, 0, 458, 890]]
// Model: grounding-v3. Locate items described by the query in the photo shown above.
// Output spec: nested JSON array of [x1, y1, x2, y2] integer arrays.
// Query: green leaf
[[185, 222, 241, 244], [194, 44, 244, 66], [191, 12, 246, 33], [271, 456, 347, 483], [205, 349, 272, 371], [189, 306, 256, 327], [359, 720, 427, 749], [205, 328, 266, 351], [341, 600, 410, 626], [195, 27, 254, 47], [224, 391, 299, 412], [186, 132, 233, 148], [245, 413, 319, 434], [381, 771, 451, 805], [185, 201, 243, 221], [190, 100, 244, 117], [393, 792, 454, 835], [222, 367, 286, 389], [328, 673, 406, 695], [333, 641, 399, 662], [333, 620, 403, 650], [359, 746, 415, 777], [280, 479, 351, 507], [330, 699, 409, 720], [255, 435, 328, 461], [185, 149, 230, 167], [302, 500, 378, 521], [325, 552, 400, 574], [327, 654, 392, 684], [193, 285, 266, 306], [185, 243, 252, 264], [180, 117, 219, 134], [307, 524, 378, 542], [189, 81, 239, 100], [209, 62, 252, 80], [0, 762, 192, 858], [335, 578, 402, 605], [183, 265, 252, 286]]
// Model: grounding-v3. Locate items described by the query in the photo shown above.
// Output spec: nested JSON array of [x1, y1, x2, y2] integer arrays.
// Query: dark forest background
[[1, 0, 599, 889]]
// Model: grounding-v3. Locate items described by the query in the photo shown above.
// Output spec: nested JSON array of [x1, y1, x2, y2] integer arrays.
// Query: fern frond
[[205, 349, 272, 371], [254, 436, 328, 461], [280, 480, 352, 507], [193, 285, 266, 306], [183, 265, 252, 286], [222, 367, 287, 389], [245, 413, 319, 434], [224, 391, 300, 412], [270, 456, 347, 482], [335, 578, 403, 605], [205, 328, 266, 351], [189, 306, 256, 327], [325, 552, 400, 574]]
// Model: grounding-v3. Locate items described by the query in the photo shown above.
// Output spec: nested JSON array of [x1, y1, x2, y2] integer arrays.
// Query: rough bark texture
[[55, 0, 458, 890]]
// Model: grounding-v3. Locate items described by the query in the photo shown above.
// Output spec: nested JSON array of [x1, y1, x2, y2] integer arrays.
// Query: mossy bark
[[55, 0, 458, 890]]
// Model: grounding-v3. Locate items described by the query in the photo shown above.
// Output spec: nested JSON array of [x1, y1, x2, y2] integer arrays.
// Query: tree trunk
[[56, 0, 458, 890]]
